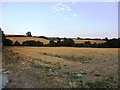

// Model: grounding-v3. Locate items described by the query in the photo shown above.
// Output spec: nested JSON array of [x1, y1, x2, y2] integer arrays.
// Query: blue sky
[[1, 2, 118, 38]]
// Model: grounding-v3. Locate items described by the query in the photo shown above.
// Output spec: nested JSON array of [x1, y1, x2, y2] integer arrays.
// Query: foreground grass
[[2, 47, 119, 88]]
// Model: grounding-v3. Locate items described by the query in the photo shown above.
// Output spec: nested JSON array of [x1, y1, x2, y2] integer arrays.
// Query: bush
[[61, 38, 75, 47], [36, 41, 43, 46], [74, 44, 84, 47], [13, 41, 21, 46], [3, 39, 13, 46], [22, 40, 43, 46], [48, 40, 56, 47], [84, 41, 91, 47]]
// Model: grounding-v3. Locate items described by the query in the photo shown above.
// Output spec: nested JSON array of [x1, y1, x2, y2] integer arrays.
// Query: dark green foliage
[[74, 44, 84, 47], [4, 39, 13, 46], [13, 41, 21, 46], [1, 30, 13, 46], [1, 28, 119, 48], [37, 36, 49, 40], [1, 30, 6, 45], [84, 41, 91, 47], [22, 40, 43, 46], [36, 41, 44, 46], [26, 31, 32, 37], [48, 38, 75, 47], [105, 38, 119, 48], [102, 37, 108, 41], [77, 37, 81, 40], [91, 43, 97, 48], [48, 40, 56, 47], [61, 38, 75, 47], [95, 38, 120, 48]]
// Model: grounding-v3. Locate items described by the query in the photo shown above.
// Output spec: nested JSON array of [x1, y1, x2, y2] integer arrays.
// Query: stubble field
[[2, 46, 118, 88]]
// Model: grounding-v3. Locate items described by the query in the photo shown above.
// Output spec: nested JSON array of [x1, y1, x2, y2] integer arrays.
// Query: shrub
[[3, 39, 13, 46], [61, 38, 75, 47], [13, 41, 21, 46], [36, 41, 43, 46], [84, 41, 91, 47], [22, 40, 43, 46], [48, 40, 56, 47]]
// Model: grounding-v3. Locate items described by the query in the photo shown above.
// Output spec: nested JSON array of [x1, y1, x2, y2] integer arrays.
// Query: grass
[[2, 46, 118, 88], [39, 52, 94, 63], [6, 36, 49, 44], [85, 76, 118, 88], [6, 35, 106, 45], [74, 39, 106, 44]]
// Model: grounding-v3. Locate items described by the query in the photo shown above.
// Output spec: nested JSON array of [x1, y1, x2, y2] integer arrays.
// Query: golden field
[[2, 46, 118, 88], [6, 36, 106, 45], [74, 39, 106, 44], [6, 36, 49, 45]]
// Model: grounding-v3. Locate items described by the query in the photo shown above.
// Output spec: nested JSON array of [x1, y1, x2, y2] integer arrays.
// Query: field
[[6, 36, 49, 45], [2, 47, 118, 88], [5, 35, 106, 45], [74, 39, 106, 44]]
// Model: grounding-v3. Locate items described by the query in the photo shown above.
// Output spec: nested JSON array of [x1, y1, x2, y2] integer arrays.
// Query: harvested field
[[5, 34, 106, 45], [2, 47, 118, 88], [74, 39, 106, 44], [6, 37, 49, 45]]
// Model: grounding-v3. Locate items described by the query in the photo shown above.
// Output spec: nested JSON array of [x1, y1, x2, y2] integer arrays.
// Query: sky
[[1, 1, 118, 38]]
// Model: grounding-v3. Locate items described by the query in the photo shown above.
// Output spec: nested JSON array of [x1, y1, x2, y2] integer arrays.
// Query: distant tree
[[66, 39, 75, 46], [102, 37, 108, 41], [13, 41, 21, 46], [56, 37, 60, 40], [26, 31, 32, 37], [118, 37, 120, 47], [1, 30, 13, 46], [105, 37, 108, 41], [56, 39, 61, 46], [84, 41, 91, 47], [63, 37, 67, 41], [74, 43, 84, 47], [49, 40, 56, 47], [118, 37, 120, 40], [1, 30, 6, 45], [36, 41, 43, 46], [77, 37, 81, 40], [37, 36, 49, 40], [4, 39, 13, 46], [105, 38, 118, 48], [61, 38, 75, 47], [22, 40, 31, 46], [91, 42, 97, 48], [22, 40, 43, 46]]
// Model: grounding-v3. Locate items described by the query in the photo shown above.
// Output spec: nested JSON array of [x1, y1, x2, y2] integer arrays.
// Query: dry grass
[[5, 34, 106, 45], [74, 39, 106, 44], [6, 37, 49, 44], [2, 47, 118, 88]]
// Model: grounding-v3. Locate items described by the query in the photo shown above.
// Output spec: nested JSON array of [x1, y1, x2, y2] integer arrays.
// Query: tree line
[[1, 30, 120, 48]]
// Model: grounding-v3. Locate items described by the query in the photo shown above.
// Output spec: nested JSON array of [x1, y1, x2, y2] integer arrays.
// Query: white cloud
[[52, 7, 58, 11], [52, 2, 78, 21], [73, 14, 77, 17], [52, 2, 73, 13], [60, 7, 65, 11]]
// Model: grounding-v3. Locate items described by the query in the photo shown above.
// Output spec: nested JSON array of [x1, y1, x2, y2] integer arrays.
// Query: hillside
[[5, 34, 106, 45], [5, 35, 49, 45], [3, 47, 118, 88], [74, 39, 106, 44]]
